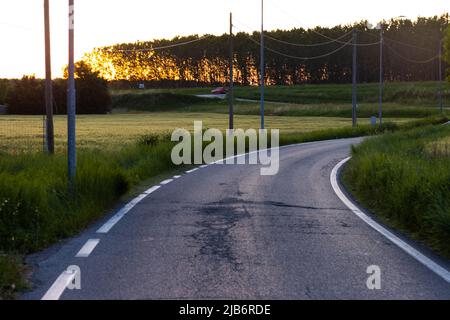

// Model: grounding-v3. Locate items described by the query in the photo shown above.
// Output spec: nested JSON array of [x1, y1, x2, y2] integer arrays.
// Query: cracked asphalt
[[22, 138, 450, 299]]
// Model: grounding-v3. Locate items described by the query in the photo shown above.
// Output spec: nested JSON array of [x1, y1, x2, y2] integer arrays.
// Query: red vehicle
[[211, 87, 228, 94]]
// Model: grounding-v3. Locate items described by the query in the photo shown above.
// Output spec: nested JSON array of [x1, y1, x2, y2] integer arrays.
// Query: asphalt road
[[23, 138, 450, 299]]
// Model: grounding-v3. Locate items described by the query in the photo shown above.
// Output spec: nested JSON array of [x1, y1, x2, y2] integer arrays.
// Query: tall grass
[[0, 142, 178, 254], [343, 124, 450, 257]]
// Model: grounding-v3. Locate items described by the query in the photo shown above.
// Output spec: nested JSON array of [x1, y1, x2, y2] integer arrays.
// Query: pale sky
[[0, 0, 448, 78]]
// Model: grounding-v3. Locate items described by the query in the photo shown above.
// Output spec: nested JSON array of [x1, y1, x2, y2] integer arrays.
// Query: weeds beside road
[[343, 123, 450, 258]]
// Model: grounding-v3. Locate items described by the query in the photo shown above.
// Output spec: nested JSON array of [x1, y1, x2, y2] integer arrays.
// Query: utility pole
[[439, 38, 443, 113], [68, 0, 76, 183], [378, 26, 384, 127], [352, 29, 357, 127], [44, 0, 54, 154], [260, 0, 265, 129], [229, 12, 234, 130]]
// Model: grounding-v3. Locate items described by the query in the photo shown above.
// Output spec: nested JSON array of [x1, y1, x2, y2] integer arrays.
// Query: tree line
[[83, 15, 449, 88]]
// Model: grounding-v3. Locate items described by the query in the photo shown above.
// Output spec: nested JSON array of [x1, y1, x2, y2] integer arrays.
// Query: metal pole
[[260, 0, 265, 129], [378, 28, 383, 127], [229, 12, 234, 130], [68, 0, 76, 182], [439, 38, 443, 113], [352, 29, 357, 127], [44, 0, 54, 154]]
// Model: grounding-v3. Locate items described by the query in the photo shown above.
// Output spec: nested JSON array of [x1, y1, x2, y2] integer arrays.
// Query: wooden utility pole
[[44, 0, 54, 154]]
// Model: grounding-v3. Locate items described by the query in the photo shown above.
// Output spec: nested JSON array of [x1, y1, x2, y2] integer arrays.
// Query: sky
[[0, 0, 448, 78]]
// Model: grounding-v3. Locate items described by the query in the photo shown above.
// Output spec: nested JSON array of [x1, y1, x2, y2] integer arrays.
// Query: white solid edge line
[[173, 175, 181, 179], [186, 168, 199, 173], [75, 239, 100, 258], [160, 179, 173, 185], [41, 269, 78, 300], [331, 157, 450, 283]]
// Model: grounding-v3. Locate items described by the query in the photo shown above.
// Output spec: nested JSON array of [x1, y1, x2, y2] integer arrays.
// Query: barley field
[[0, 112, 415, 153]]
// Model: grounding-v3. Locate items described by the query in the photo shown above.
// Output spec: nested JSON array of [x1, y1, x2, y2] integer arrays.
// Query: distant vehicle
[[138, 83, 145, 89], [211, 87, 227, 94]]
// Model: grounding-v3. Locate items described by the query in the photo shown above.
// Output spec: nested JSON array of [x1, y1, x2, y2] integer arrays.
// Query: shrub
[[111, 92, 209, 111], [5, 62, 111, 115]]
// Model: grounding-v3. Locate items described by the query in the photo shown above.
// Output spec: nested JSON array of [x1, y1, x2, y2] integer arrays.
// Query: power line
[[360, 28, 434, 52], [383, 36, 434, 52], [385, 44, 439, 64], [234, 20, 380, 48], [109, 35, 212, 52], [244, 32, 353, 60], [264, 30, 353, 47]]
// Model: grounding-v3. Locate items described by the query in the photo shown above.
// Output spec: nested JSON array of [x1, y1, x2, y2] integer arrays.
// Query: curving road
[[23, 138, 450, 299]]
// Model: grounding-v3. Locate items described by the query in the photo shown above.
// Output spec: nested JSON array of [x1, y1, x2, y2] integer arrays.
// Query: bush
[[0, 79, 10, 105], [5, 76, 45, 114], [111, 92, 210, 111], [5, 62, 111, 115]]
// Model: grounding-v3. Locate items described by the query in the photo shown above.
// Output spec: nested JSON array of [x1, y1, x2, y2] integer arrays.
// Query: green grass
[[342, 124, 450, 257], [0, 254, 27, 299], [172, 101, 442, 118], [112, 81, 450, 106], [0, 140, 177, 299], [110, 81, 449, 119]]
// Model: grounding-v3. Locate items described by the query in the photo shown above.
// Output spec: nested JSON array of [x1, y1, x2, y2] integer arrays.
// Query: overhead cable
[[109, 35, 212, 52], [385, 44, 439, 63]]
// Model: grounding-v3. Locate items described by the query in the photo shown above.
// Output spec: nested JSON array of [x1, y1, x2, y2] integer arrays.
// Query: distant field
[[0, 113, 415, 153], [112, 81, 450, 106], [110, 81, 449, 118]]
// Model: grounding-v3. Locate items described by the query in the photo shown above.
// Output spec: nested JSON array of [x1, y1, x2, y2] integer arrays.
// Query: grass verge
[[0, 115, 447, 298], [342, 123, 450, 258]]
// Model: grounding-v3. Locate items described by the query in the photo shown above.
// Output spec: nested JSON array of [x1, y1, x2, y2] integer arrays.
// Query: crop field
[[0, 112, 416, 153]]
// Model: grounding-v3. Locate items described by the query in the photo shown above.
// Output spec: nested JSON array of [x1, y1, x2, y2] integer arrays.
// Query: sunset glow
[[0, 0, 448, 78]]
